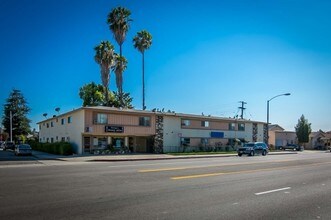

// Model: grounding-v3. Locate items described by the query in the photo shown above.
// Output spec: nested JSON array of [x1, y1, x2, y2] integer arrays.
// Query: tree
[[107, 7, 132, 106], [2, 89, 31, 142], [79, 82, 114, 106], [94, 41, 115, 105], [112, 54, 128, 107], [295, 114, 312, 144], [133, 30, 152, 110], [78, 82, 133, 108], [113, 91, 134, 109], [107, 7, 132, 56]]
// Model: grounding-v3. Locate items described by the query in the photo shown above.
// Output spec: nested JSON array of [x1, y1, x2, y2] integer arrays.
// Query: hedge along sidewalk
[[29, 141, 73, 156]]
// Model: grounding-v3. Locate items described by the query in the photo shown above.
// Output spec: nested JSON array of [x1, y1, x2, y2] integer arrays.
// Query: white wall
[[38, 110, 85, 154], [162, 115, 264, 152]]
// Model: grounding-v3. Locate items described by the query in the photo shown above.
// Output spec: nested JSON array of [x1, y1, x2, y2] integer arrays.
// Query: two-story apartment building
[[38, 106, 267, 154]]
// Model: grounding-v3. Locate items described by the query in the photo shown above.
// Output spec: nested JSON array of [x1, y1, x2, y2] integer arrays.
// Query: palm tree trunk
[[142, 52, 145, 110], [119, 44, 123, 107]]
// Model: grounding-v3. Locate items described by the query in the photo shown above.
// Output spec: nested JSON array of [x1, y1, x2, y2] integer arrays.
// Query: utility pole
[[238, 101, 247, 119]]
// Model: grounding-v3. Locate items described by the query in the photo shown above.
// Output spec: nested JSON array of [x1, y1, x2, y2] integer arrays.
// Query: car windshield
[[244, 143, 255, 147], [19, 145, 31, 149]]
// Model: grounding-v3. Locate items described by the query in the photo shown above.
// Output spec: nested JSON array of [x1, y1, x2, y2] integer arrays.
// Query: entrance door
[[83, 137, 91, 153]]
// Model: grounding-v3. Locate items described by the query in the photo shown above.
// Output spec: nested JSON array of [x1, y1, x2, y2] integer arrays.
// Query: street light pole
[[266, 93, 291, 146]]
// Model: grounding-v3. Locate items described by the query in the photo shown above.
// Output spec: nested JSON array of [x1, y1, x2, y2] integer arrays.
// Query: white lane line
[[255, 187, 291, 195]]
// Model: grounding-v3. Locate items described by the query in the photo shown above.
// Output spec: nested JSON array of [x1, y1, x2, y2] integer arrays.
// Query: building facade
[[38, 107, 267, 154]]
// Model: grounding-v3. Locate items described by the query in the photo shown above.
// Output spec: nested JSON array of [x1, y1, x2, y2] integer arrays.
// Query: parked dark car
[[237, 142, 269, 156], [15, 144, 32, 156], [281, 144, 302, 151], [3, 142, 15, 151]]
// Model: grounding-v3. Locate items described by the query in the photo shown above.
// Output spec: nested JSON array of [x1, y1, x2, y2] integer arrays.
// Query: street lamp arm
[[268, 93, 291, 102]]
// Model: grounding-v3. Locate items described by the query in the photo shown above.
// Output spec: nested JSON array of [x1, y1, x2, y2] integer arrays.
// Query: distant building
[[38, 106, 267, 154], [268, 124, 331, 149]]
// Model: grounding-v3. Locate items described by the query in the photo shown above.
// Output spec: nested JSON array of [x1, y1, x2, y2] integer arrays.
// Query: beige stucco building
[[38, 106, 267, 154]]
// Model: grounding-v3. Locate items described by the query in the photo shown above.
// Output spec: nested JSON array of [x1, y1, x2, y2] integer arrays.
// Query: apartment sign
[[105, 125, 124, 133]]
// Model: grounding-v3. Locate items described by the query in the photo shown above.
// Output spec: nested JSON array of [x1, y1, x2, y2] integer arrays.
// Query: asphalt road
[[0, 151, 330, 220]]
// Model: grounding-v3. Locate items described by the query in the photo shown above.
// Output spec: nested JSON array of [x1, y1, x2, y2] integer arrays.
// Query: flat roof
[[37, 106, 266, 124]]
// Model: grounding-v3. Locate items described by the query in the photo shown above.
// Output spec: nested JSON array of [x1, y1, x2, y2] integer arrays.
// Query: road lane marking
[[139, 159, 295, 173], [255, 187, 291, 195], [171, 172, 225, 180], [170, 161, 331, 180]]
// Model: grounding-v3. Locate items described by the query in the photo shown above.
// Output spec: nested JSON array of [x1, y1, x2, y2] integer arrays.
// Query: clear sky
[[0, 0, 330, 131]]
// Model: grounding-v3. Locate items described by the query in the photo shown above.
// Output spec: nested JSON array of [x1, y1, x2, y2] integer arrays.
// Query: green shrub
[[29, 141, 73, 155]]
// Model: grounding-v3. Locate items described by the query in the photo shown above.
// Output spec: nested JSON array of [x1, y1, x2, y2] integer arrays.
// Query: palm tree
[[94, 41, 115, 105], [107, 7, 131, 106], [107, 7, 132, 57], [112, 54, 128, 107], [133, 30, 152, 110]]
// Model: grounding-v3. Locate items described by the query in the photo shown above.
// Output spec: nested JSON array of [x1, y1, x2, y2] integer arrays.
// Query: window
[[51, 121, 54, 127], [181, 138, 190, 146], [139, 116, 151, 126], [61, 118, 65, 125], [51, 138, 54, 143], [96, 113, 107, 124], [56, 136, 58, 141], [46, 138, 49, 143], [201, 121, 209, 127], [238, 123, 245, 131], [68, 116, 72, 124], [46, 123, 49, 128], [201, 138, 209, 145], [61, 137, 65, 142], [181, 119, 190, 126], [229, 123, 235, 130], [66, 137, 70, 142]]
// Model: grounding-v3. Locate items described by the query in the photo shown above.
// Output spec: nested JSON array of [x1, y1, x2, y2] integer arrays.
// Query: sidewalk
[[32, 150, 299, 163]]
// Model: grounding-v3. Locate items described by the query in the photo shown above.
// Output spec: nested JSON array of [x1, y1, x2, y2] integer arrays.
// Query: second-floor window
[[96, 113, 107, 124], [139, 116, 151, 126], [181, 119, 190, 126], [201, 121, 209, 127], [61, 118, 65, 125], [229, 123, 235, 130], [51, 122, 54, 127], [68, 116, 72, 124], [238, 123, 245, 131]]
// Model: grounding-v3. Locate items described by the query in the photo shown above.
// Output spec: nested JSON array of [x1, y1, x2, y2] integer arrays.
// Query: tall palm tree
[[133, 30, 152, 110], [94, 41, 115, 105], [107, 7, 132, 57], [112, 54, 128, 107], [107, 7, 132, 106]]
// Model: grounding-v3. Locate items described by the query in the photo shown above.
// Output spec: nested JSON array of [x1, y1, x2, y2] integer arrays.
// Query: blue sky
[[0, 0, 330, 131]]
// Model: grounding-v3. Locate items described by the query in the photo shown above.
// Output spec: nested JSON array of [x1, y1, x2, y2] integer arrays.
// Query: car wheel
[[238, 153, 242, 157], [262, 150, 267, 156], [250, 150, 255, 156]]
